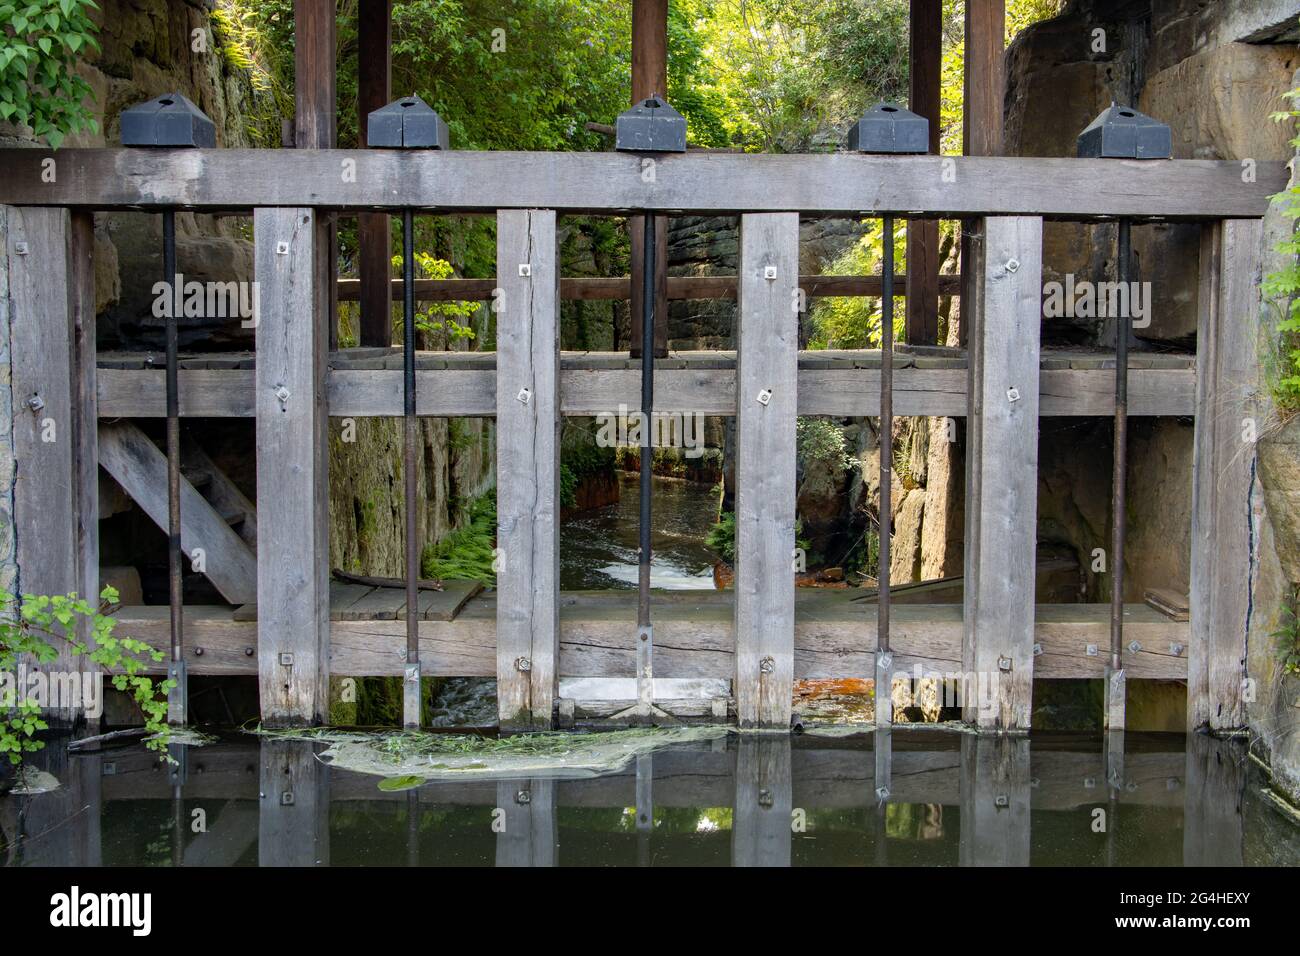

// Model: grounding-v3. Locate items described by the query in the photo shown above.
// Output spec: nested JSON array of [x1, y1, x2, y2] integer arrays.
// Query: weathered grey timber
[[495, 210, 561, 731], [254, 208, 330, 725], [734, 213, 798, 730], [962, 217, 1043, 733], [98, 421, 257, 604], [6, 206, 98, 721], [1182, 731, 1245, 866], [95, 356, 1197, 419], [109, 594, 1190, 681], [1189, 219, 1262, 733], [495, 779, 557, 867], [0, 150, 1283, 219]]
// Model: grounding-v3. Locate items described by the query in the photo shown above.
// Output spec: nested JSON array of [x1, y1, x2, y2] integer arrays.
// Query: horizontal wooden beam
[[96, 358, 1195, 418], [0, 150, 1281, 219], [335, 274, 965, 302], [109, 596, 1188, 680]]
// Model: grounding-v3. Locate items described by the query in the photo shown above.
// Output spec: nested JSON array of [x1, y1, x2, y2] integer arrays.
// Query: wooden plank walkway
[[95, 347, 1197, 419], [106, 589, 1188, 681]]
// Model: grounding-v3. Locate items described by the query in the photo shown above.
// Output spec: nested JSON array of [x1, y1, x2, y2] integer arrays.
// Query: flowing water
[[3, 732, 1298, 866], [560, 473, 719, 590]]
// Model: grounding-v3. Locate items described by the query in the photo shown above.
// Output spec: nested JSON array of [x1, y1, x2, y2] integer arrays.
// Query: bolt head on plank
[[367, 94, 450, 150], [120, 92, 216, 148], [615, 95, 687, 153], [1077, 103, 1172, 160], [847, 101, 929, 154]]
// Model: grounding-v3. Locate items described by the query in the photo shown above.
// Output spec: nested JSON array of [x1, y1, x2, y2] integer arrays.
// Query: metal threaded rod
[[1110, 219, 1131, 672], [879, 216, 894, 656], [403, 208, 419, 716], [638, 214, 655, 630], [163, 210, 183, 667]]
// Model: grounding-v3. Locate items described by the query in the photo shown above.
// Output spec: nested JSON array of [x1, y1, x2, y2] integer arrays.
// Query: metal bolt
[[1128, 640, 1142, 654], [193, 647, 204, 657], [404, 665, 419, 684], [756, 388, 772, 406], [1006, 386, 1021, 403], [1086, 644, 1099, 657], [515, 789, 531, 805], [1005, 258, 1020, 273], [763, 265, 778, 280], [14, 242, 28, 255], [516, 387, 531, 404], [1170, 642, 1185, 657], [1084, 776, 1096, 789], [518, 263, 531, 277], [994, 794, 1009, 807], [759, 655, 775, 674], [103, 762, 117, 776], [244, 647, 255, 657], [275, 241, 290, 255], [280, 791, 295, 806], [875, 786, 890, 803], [279, 652, 294, 667], [273, 385, 290, 403], [757, 788, 774, 808], [878, 651, 893, 670], [998, 656, 1013, 672], [515, 656, 532, 672], [1166, 777, 1181, 791], [25, 395, 44, 412], [1032, 642, 1043, 657]]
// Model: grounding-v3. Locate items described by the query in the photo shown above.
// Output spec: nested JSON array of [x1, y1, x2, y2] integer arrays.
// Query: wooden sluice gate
[[0, 138, 1281, 734]]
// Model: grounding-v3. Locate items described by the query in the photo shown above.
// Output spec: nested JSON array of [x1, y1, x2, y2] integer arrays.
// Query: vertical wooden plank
[[905, 0, 942, 345], [962, 216, 1041, 732], [294, 0, 338, 349], [494, 779, 557, 867], [255, 208, 330, 725], [7, 206, 97, 722], [1189, 219, 1261, 732], [732, 734, 792, 867], [357, 0, 392, 348], [629, 0, 668, 358], [495, 209, 560, 731], [958, 735, 1030, 865], [734, 213, 798, 729], [258, 739, 330, 866]]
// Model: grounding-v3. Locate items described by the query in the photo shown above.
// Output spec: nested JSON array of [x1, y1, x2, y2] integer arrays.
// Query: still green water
[[3, 732, 1298, 866]]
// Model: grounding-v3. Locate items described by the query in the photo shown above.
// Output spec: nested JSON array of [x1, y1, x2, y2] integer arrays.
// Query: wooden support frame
[[962, 216, 1042, 732], [734, 213, 798, 729], [6, 206, 98, 723], [495, 210, 561, 731], [906, 0, 942, 345], [629, 0, 669, 358], [958, 735, 1030, 865], [254, 208, 331, 725], [732, 734, 793, 865], [0, 151, 1282, 219], [1188, 219, 1262, 733], [357, 0, 392, 348]]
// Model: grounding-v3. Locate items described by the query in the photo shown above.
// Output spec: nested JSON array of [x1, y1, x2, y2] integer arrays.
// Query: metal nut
[[1170, 642, 1185, 657], [998, 656, 1013, 672], [275, 241, 290, 255], [14, 241, 28, 255], [515, 789, 531, 805], [1128, 640, 1142, 654], [1032, 642, 1043, 657], [757, 788, 774, 808], [1086, 644, 1099, 657], [279, 652, 294, 667], [756, 388, 772, 406], [518, 263, 532, 277], [1006, 386, 1021, 403], [515, 656, 532, 672], [516, 387, 531, 405], [24, 395, 44, 412], [759, 655, 775, 674], [273, 385, 291, 403], [1005, 258, 1020, 273], [995, 794, 1009, 807], [763, 265, 778, 280]]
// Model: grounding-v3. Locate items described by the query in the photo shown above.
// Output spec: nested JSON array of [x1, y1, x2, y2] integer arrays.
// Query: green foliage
[[809, 222, 907, 348], [422, 491, 497, 585], [0, 0, 100, 147], [0, 587, 172, 766], [392, 250, 479, 345], [797, 416, 859, 476], [705, 511, 808, 566], [1264, 86, 1300, 413], [1274, 593, 1300, 678], [210, 0, 294, 147]]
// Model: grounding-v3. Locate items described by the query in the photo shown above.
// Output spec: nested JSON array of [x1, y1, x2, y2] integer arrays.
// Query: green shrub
[[1264, 86, 1300, 414], [0, 0, 100, 147]]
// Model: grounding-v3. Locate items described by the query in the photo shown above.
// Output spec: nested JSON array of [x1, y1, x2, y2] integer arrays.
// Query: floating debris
[[253, 725, 728, 783], [147, 727, 217, 748], [9, 768, 60, 795]]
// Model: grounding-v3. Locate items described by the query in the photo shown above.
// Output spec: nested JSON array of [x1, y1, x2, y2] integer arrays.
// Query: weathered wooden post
[[258, 738, 329, 866], [1189, 218, 1263, 733], [254, 208, 331, 725], [734, 213, 799, 730], [495, 209, 560, 731], [1182, 734, 1245, 865], [962, 216, 1043, 732], [5, 205, 98, 724]]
